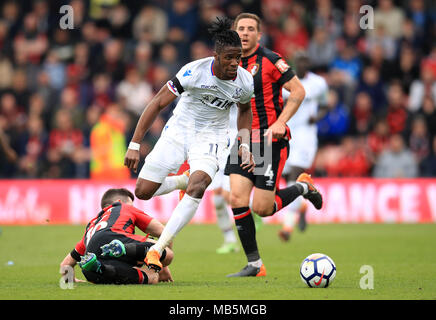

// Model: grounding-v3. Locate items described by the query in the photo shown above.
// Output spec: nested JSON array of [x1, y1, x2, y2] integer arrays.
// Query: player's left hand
[[239, 146, 255, 173], [264, 120, 286, 144], [159, 266, 174, 282]]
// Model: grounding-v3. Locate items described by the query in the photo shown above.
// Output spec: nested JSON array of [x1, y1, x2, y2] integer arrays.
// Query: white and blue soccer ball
[[300, 253, 336, 288]]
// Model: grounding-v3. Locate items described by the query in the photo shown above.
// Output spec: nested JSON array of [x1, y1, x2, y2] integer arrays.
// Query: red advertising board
[[0, 179, 435, 225]]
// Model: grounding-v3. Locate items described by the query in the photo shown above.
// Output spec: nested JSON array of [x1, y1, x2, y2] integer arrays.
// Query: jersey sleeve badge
[[275, 59, 290, 74]]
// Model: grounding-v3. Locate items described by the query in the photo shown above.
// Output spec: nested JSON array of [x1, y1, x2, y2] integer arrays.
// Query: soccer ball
[[300, 253, 336, 288]]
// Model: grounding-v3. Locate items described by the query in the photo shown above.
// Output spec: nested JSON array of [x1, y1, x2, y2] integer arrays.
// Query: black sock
[[232, 207, 260, 262], [125, 243, 149, 261], [273, 184, 304, 214], [125, 243, 167, 262]]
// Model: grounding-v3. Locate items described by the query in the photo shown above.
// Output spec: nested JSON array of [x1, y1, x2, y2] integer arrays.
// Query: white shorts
[[208, 128, 237, 192], [283, 132, 317, 174], [139, 120, 229, 183]]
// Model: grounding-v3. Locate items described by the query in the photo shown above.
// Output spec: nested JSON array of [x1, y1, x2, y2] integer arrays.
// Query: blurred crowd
[[0, 0, 435, 179]]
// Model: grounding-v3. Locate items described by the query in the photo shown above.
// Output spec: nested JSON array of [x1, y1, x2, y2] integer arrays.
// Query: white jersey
[[283, 72, 328, 139], [282, 72, 328, 171], [166, 57, 254, 137]]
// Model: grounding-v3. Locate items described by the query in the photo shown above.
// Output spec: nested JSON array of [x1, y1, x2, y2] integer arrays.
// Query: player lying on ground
[[60, 188, 173, 284], [123, 17, 255, 272]]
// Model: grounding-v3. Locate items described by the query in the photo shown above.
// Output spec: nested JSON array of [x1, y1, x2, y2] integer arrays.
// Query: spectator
[[166, 0, 199, 58], [0, 124, 18, 177], [408, 62, 436, 112], [89, 103, 130, 180], [312, 0, 343, 41], [327, 136, 371, 177], [107, 4, 132, 39], [90, 73, 115, 109], [367, 118, 390, 160], [132, 5, 168, 45], [46, 108, 84, 178], [350, 91, 374, 136], [385, 82, 409, 135], [408, 115, 430, 165], [157, 43, 181, 76], [116, 67, 153, 118], [1, 1, 21, 40], [130, 42, 154, 81], [317, 89, 349, 145], [32, 0, 51, 34], [17, 115, 48, 177], [93, 39, 126, 84], [356, 65, 386, 112], [273, 16, 309, 61], [50, 28, 75, 63], [329, 43, 362, 106], [13, 12, 48, 65], [420, 96, 436, 138], [391, 44, 420, 95], [307, 26, 336, 72], [43, 50, 66, 91], [373, 134, 418, 178], [372, 0, 405, 40], [11, 69, 31, 112], [420, 135, 436, 177]]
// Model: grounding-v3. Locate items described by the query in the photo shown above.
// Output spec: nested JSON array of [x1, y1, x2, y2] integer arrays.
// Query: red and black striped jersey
[[240, 45, 295, 143], [74, 202, 153, 255]]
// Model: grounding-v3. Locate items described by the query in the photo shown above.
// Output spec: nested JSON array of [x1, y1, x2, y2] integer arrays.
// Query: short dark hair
[[233, 13, 262, 32], [100, 188, 134, 209], [208, 16, 241, 53]]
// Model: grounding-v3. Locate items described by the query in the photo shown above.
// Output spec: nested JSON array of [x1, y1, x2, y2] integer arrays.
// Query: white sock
[[248, 259, 263, 268], [153, 174, 189, 197], [150, 193, 201, 254], [296, 182, 309, 195], [283, 210, 298, 230], [214, 195, 236, 243], [283, 189, 304, 228]]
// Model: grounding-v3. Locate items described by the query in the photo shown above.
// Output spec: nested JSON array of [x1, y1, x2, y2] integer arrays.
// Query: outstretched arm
[[59, 252, 86, 283], [124, 85, 177, 172]]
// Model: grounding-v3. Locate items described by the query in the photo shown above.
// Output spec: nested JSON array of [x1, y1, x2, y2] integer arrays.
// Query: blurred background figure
[[373, 134, 418, 178], [89, 103, 130, 180]]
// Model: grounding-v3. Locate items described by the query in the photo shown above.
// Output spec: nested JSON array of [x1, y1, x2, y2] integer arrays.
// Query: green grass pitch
[[0, 223, 435, 300]]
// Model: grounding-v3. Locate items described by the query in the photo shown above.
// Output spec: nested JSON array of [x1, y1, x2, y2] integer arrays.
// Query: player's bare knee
[[134, 185, 152, 200], [229, 192, 249, 208], [252, 204, 274, 217], [186, 181, 208, 198]]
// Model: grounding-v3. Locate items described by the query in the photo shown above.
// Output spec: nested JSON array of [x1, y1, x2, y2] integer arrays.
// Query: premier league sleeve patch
[[275, 59, 290, 74], [167, 77, 185, 96]]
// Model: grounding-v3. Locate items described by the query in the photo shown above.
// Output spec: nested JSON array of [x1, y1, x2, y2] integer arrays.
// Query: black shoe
[[226, 264, 266, 277]]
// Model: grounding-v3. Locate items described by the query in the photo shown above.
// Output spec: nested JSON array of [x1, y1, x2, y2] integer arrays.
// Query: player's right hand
[[124, 149, 140, 173]]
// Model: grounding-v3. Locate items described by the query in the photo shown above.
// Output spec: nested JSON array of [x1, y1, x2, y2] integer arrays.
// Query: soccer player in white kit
[[124, 18, 255, 271], [279, 51, 328, 241]]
